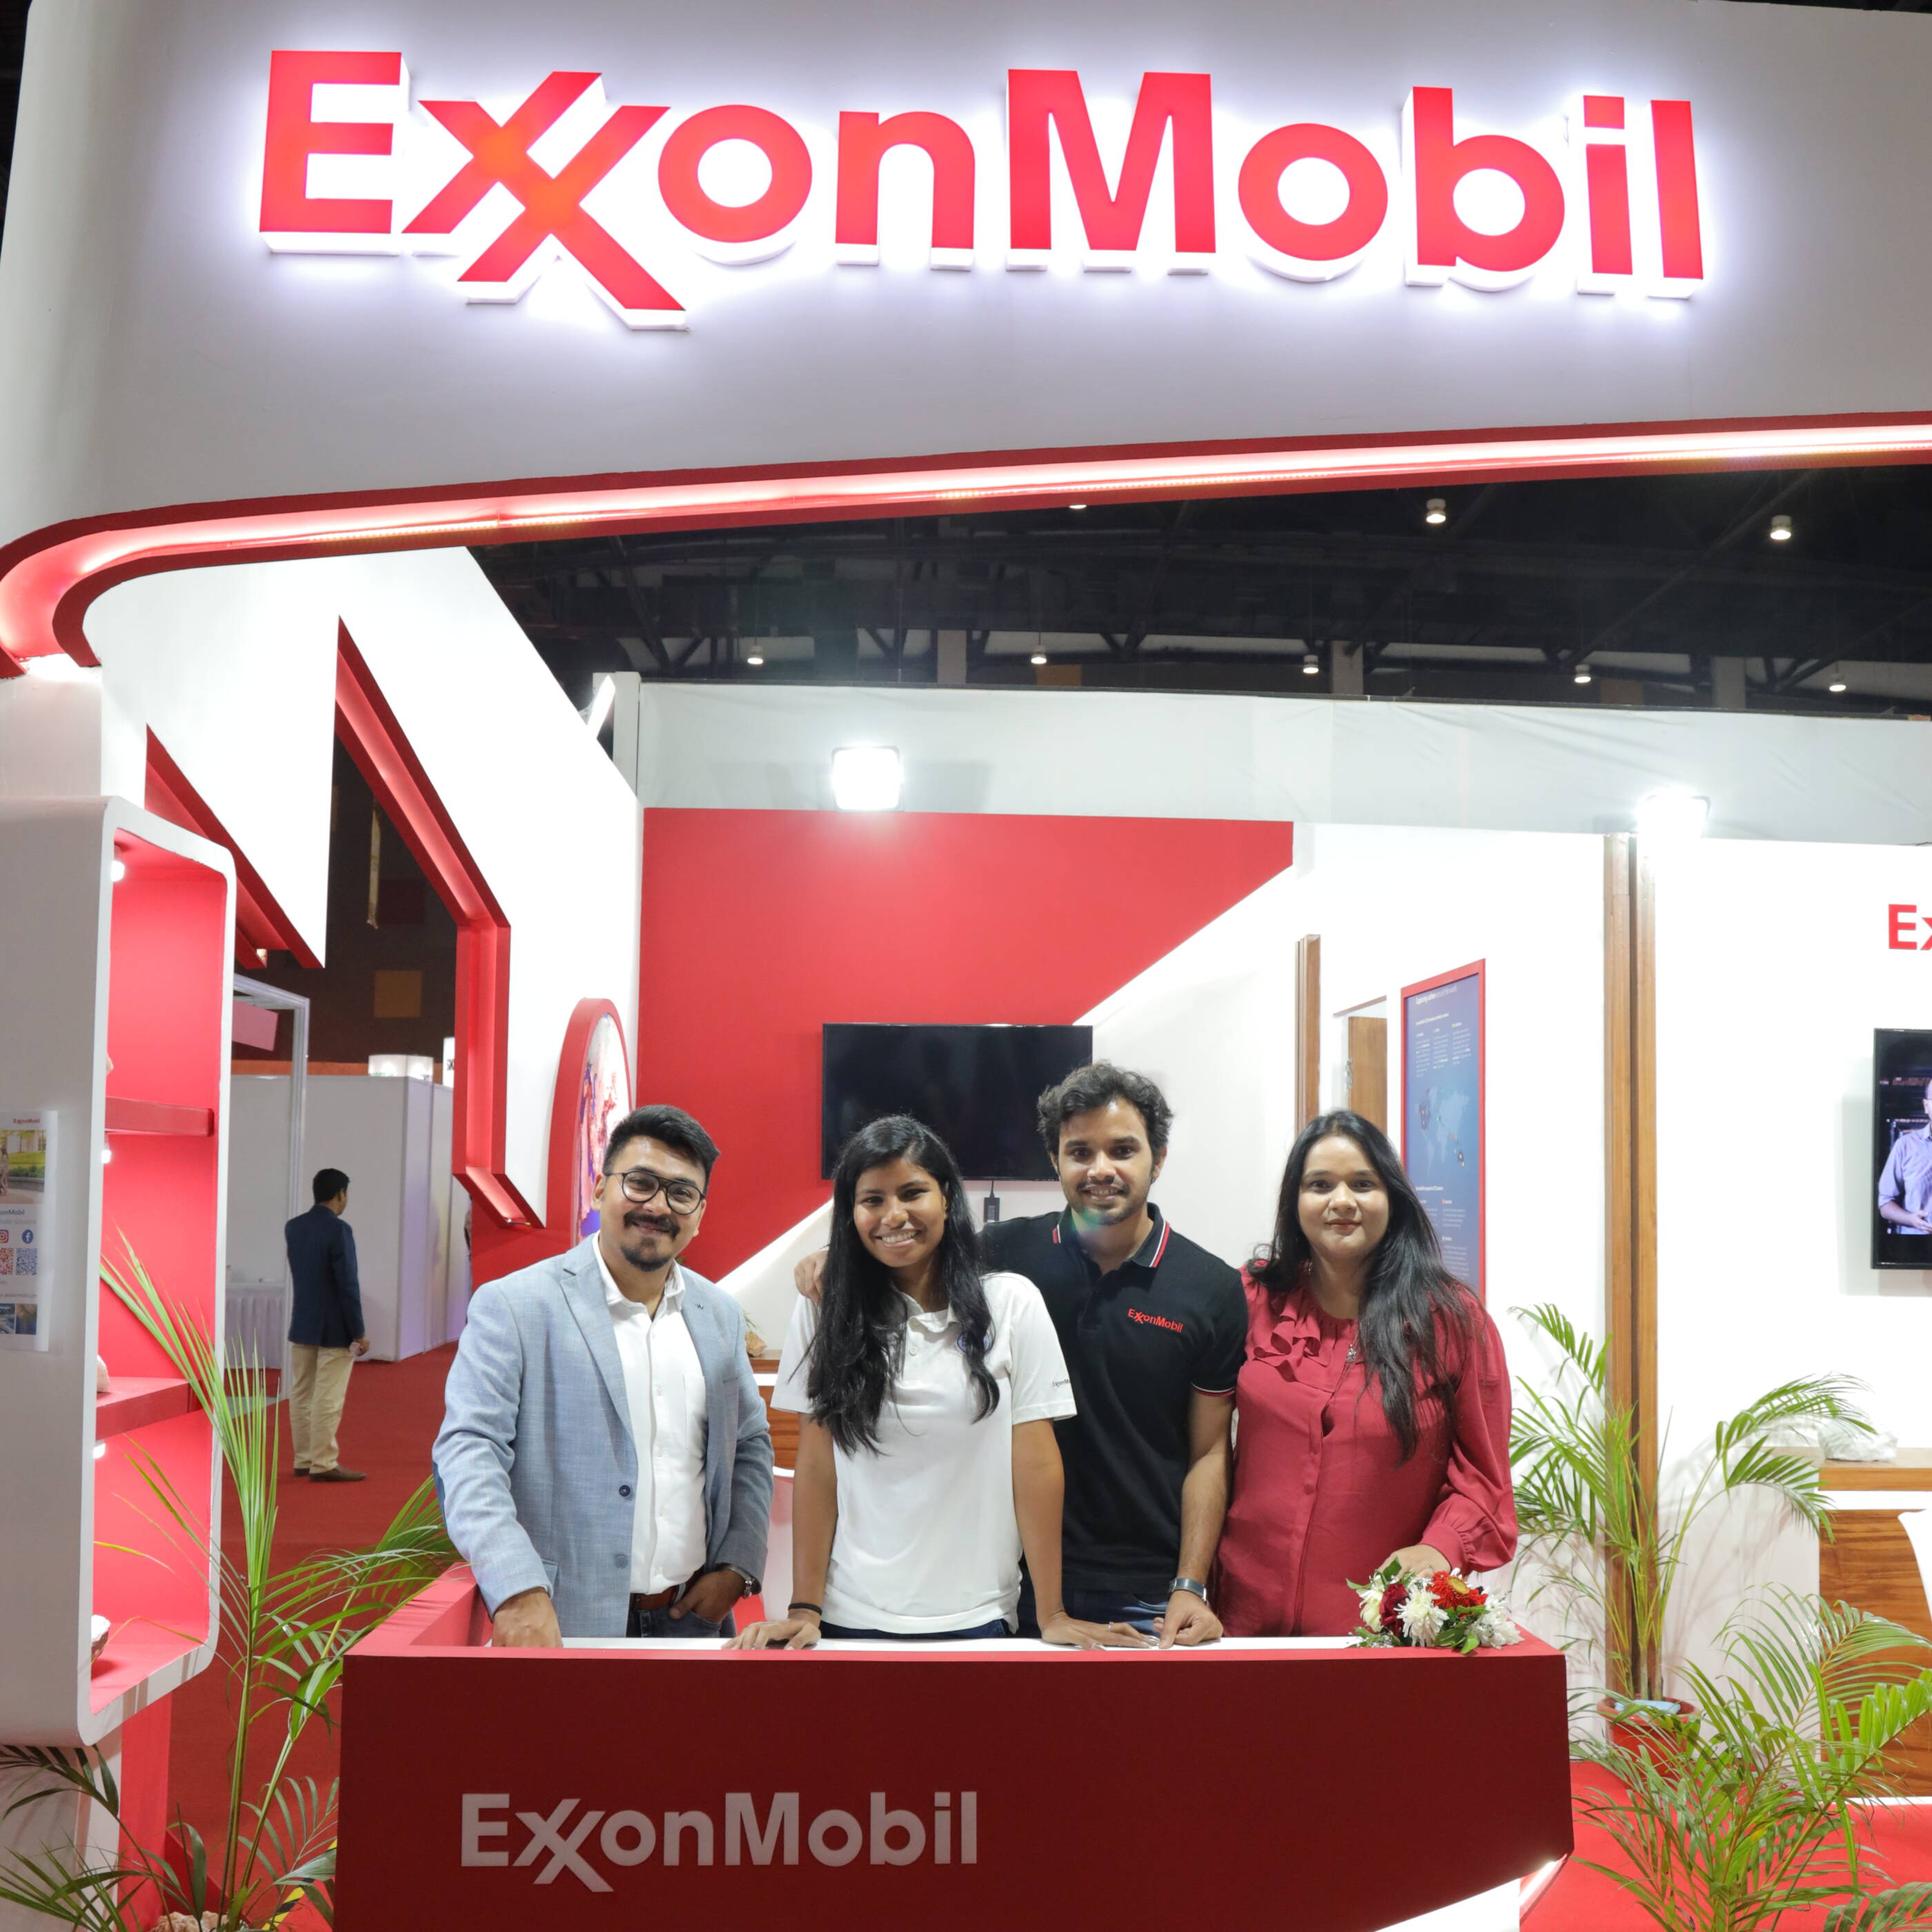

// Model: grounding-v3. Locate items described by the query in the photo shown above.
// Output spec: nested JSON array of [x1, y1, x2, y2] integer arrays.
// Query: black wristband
[[787, 1601, 823, 1616]]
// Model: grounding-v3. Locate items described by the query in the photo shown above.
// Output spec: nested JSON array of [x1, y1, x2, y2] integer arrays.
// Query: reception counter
[[337, 1567, 1570, 1931]]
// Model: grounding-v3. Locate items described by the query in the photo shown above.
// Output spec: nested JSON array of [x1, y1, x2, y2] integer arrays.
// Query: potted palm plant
[[0, 1241, 455, 1931], [1509, 1301, 1869, 1717], [1576, 1591, 1932, 1931]]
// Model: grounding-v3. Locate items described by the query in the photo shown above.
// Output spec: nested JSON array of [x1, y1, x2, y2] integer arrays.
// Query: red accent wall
[[633, 809, 1294, 1279]]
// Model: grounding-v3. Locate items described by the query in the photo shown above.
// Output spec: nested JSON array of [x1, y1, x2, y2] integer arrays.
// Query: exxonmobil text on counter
[[259, 53, 1706, 329]]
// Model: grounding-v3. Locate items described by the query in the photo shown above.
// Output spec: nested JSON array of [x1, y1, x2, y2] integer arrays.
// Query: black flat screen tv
[[1873, 1028, 1932, 1268], [821, 1023, 1094, 1179]]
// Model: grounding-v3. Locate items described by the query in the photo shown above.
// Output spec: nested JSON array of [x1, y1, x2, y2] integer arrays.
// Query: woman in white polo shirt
[[731, 1115, 1144, 1650]]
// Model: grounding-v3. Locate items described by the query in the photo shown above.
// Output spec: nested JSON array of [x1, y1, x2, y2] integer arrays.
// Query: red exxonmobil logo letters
[[460, 1791, 978, 1889], [259, 52, 1707, 330]]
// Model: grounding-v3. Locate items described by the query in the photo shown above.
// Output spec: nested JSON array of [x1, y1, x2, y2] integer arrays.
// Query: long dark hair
[[1251, 1110, 1476, 1461], [807, 1115, 999, 1453]]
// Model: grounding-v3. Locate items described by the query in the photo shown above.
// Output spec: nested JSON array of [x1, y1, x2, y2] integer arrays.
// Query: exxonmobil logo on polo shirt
[[461, 1789, 978, 1890], [257, 52, 1708, 330]]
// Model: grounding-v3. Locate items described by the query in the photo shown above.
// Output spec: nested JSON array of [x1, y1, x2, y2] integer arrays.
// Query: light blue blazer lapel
[[558, 1239, 632, 1446], [681, 1278, 727, 1418]]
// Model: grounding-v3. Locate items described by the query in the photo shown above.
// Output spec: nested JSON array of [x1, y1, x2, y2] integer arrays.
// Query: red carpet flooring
[[166, 1343, 457, 1879]]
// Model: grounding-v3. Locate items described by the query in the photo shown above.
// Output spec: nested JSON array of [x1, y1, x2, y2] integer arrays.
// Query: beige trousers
[[287, 1344, 355, 1473]]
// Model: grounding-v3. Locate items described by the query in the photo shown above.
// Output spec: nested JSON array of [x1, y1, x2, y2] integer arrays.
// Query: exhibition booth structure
[[9, 0, 1932, 1925]]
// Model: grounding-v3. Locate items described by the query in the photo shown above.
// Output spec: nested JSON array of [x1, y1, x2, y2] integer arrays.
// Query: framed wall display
[[1401, 963, 1486, 1299], [0, 1109, 51, 1348], [1871, 1029, 1932, 1269]]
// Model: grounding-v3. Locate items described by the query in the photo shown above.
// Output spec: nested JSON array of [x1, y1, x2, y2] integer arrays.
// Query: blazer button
[[619, 1484, 632, 1497]]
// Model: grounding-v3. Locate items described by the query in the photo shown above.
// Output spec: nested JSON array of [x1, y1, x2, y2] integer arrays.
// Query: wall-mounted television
[[821, 1023, 1094, 1180], [1873, 1028, 1932, 1269]]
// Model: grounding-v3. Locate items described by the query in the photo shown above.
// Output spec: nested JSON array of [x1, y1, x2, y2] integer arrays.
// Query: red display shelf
[[95, 1377, 195, 1439], [104, 1095, 215, 1136]]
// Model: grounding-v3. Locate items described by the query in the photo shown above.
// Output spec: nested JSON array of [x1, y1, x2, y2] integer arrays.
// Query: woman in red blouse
[[1216, 1110, 1515, 1637]]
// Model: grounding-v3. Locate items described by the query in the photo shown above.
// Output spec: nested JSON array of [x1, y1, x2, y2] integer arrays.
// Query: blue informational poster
[[1402, 969, 1483, 1297]]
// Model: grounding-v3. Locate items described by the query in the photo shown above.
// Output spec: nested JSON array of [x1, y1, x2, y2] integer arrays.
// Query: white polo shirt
[[598, 1246, 709, 1595], [774, 1270, 1076, 1634]]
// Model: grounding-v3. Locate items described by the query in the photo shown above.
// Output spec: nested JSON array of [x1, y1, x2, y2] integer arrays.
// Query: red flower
[[1379, 1582, 1408, 1634], [1428, 1570, 1487, 1611]]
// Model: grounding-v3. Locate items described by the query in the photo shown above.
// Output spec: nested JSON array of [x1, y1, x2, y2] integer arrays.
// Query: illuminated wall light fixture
[[831, 745, 903, 811], [101, 1145, 112, 1164], [93, 1440, 108, 1461], [1424, 497, 1448, 526], [1634, 786, 1711, 842], [584, 674, 617, 736], [110, 859, 127, 883], [1769, 514, 1794, 542], [1068, 502, 1087, 511]]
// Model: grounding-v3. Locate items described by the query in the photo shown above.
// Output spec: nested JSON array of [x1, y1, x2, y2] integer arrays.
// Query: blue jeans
[[1016, 1573, 1168, 1637], [627, 1602, 733, 1638], [820, 1619, 1009, 1641]]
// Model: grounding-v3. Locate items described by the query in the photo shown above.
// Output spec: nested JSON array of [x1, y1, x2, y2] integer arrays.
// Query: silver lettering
[[725, 1792, 799, 1866], [870, 1791, 927, 1865], [460, 1793, 509, 1867], [663, 1809, 714, 1866], [514, 1801, 611, 1892], [599, 1811, 656, 1866], [962, 1790, 977, 1864], [807, 1807, 863, 1866]]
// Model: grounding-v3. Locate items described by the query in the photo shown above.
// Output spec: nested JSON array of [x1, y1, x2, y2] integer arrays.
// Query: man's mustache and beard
[[613, 1203, 680, 1272]]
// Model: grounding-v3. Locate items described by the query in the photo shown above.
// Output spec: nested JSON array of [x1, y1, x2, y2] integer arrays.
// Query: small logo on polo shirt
[[1127, 1308, 1184, 1334]]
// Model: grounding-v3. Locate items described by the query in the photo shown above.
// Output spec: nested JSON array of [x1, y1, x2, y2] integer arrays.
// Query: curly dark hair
[[1034, 1061, 1173, 1161]]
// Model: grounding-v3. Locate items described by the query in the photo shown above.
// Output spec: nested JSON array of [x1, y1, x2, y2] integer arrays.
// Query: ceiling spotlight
[[1769, 514, 1793, 543], [1069, 502, 1087, 511], [1828, 679, 1848, 693], [1634, 786, 1711, 843], [1574, 669, 1593, 684], [1424, 497, 1448, 526], [746, 647, 765, 666], [1301, 652, 1320, 676], [584, 673, 616, 736], [831, 745, 903, 811], [1030, 651, 1049, 666]]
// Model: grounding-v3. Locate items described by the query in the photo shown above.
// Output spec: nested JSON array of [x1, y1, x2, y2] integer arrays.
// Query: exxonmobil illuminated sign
[[258, 52, 1707, 330], [460, 1789, 978, 1890]]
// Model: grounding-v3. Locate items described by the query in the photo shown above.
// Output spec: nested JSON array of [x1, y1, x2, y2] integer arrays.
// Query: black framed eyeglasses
[[609, 1165, 707, 1215]]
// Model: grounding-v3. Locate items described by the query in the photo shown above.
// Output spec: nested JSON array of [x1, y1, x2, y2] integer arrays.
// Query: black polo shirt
[[983, 1203, 1245, 1597]]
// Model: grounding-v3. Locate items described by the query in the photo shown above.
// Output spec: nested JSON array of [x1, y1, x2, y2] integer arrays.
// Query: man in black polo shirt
[[795, 1061, 1245, 1646], [990, 1063, 1244, 1645]]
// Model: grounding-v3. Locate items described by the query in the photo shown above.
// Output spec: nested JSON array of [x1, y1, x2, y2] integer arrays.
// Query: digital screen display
[[1873, 1028, 1932, 1270], [820, 1024, 1094, 1180]]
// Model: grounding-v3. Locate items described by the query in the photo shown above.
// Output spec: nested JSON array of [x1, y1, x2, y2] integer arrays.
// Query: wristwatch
[[1169, 1575, 1210, 1603], [720, 1563, 761, 1597]]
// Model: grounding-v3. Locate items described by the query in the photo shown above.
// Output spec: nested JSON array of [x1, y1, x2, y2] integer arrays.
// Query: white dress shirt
[[598, 1246, 710, 1594], [773, 1270, 1076, 1633]]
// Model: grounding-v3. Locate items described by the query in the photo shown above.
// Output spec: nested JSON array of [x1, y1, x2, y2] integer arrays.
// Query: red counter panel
[[339, 1570, 1571, 1931]]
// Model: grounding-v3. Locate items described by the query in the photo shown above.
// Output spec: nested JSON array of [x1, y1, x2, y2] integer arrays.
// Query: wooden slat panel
[[1296, 934, 1321, 1131], [1347, 1015, 1388, 1131], [1820, 1512, 1932, 1792]]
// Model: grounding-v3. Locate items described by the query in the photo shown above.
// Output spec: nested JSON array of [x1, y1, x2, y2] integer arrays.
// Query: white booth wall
[[228, 1074, 471, 1365]]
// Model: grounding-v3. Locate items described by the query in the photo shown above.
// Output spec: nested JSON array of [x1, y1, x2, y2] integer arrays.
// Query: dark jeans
[[820, 1619, 1010, 1641], [627, 1601, 733, 1638], [1016, 1571, 1169, 1637]]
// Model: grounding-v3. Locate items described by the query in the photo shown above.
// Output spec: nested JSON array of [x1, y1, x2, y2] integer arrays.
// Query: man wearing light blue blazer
[[435, 1103, 773, 1644]]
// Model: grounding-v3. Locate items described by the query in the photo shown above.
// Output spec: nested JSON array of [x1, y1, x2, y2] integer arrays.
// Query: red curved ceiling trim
[[8, 408, 1932, 673], [332, 622, 533, 1228]]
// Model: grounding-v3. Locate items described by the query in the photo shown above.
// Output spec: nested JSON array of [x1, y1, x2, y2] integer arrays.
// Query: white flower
[[1398, 1581, 1448, 1644], [1474, 1605, 1522, 1648], [1357, 1584, 1387, 1626]]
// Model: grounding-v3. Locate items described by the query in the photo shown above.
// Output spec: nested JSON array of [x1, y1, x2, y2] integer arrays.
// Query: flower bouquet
[[1349, 1558, 1523, 1653]]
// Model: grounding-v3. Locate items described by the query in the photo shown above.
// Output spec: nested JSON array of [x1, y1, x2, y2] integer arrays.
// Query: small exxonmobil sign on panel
[[257, 52, 1706, 330], [462, 1791, 976, 1892]]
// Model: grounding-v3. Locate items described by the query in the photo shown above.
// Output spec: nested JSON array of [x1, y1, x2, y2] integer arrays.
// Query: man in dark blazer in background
[[286, 1167, 370, 1483]]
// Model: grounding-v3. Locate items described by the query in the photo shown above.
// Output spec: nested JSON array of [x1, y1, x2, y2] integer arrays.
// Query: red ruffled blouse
[[1216, 1271, 1517, 1637]]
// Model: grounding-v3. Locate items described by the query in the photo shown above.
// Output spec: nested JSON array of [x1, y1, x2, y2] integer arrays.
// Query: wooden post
[[1604, 834, 1659, 1695], [1296, 934, 1322, 1130]]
